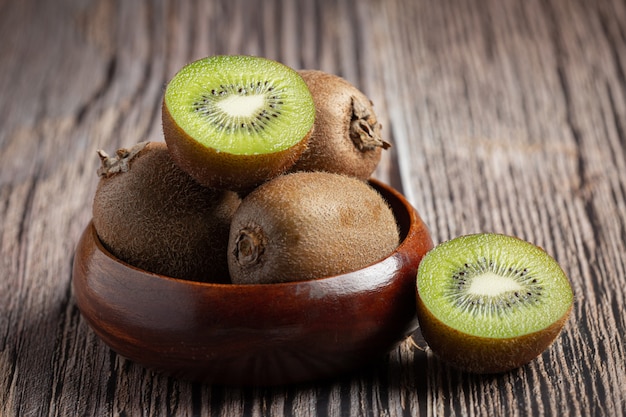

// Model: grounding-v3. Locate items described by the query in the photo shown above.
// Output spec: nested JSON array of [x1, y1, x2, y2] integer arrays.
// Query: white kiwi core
[[468, 272, 523, 296], [217, 94, 266, 117]]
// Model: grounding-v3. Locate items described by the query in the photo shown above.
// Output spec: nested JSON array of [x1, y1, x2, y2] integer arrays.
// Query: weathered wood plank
[[374, 0, 626, 416], [0, 0, 624, 416]]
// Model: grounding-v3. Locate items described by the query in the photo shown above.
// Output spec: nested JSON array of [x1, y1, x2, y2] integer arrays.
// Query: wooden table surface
[[1, 0, 625, 415]]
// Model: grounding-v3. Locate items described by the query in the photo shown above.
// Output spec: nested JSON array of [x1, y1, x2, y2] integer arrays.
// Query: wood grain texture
[[0, 0, 624, 416]]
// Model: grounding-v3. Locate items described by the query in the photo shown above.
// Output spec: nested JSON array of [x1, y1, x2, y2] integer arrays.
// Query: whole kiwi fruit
[[416, 233, 574, 373], [92, 141, 241, 283], [227, 171, 400, 284], [288, 70, 391, 180], [162, 55, 316, 191]]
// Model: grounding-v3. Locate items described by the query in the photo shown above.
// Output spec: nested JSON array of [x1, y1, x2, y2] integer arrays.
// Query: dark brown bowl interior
[[72, 179, 433, 386]]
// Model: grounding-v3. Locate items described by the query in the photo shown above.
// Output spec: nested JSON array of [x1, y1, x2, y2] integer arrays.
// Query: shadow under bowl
[[72, 179, 433, 386]]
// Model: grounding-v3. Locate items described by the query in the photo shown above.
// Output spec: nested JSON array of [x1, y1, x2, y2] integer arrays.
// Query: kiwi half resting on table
[[227, 171, 400, 284], [92, 141, 241, 283], [162, 55, 316, 191], [288, 70, 390, 180], [416, 233, 574, 373]]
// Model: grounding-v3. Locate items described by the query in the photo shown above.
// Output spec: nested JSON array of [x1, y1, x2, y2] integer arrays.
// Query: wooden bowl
[[72, 179, 433, 386]]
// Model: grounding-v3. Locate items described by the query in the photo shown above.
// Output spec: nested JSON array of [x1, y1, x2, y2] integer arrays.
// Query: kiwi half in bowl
[[416, 233, 574, 374], [162, 55, 315, 191]]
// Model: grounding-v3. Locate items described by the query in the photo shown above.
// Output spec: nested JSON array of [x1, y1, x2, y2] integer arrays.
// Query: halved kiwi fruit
[[227, 171, 400, 284], [288, 70, 390, 180], [416, 233, 574, 373], [92, 141, 241, 283], [162, 55, 316, 191]]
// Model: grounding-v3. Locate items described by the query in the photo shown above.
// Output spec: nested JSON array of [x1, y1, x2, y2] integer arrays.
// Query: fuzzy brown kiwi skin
[[288, 70, 390, 180], [93, 141, 241, 283], [227, 171, 400, 285], [416, 293, 573, 373], [162, 102, 311, 192]]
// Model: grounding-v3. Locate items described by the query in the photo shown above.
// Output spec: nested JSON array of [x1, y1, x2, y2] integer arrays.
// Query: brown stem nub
[[97, 141, 149, 177], [234, 227, 265, 267], [349, 96, 391, 151]]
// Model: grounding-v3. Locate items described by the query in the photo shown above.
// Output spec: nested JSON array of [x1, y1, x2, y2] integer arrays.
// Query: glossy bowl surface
[[72, 179, 433, 386]]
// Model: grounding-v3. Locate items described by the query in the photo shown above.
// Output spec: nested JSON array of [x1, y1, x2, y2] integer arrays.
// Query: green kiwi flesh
[[416, 233, 573, 373], [227, 172, 400, 284], [163, 55, 315, 190], [288, 70, 390, 180], [92, 141, 241, 283]]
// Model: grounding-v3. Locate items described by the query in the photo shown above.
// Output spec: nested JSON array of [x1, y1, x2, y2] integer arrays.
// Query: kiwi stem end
[[349, 96, 390, 151], [234, 227, 266, 267], [97, 141, 149, 177]]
